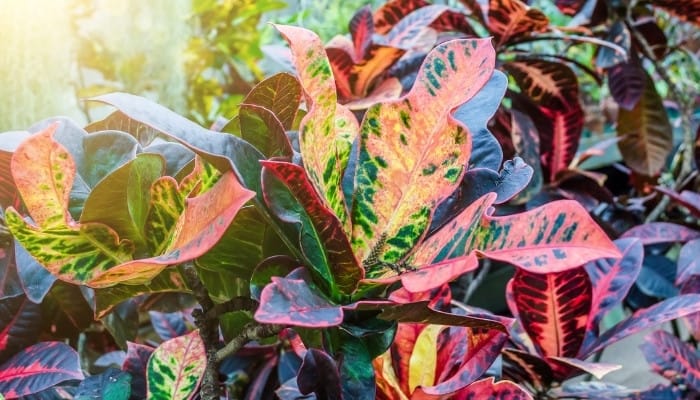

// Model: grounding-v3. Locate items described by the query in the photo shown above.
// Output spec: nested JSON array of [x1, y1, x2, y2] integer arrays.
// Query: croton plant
[[0, 9, 699, 400]]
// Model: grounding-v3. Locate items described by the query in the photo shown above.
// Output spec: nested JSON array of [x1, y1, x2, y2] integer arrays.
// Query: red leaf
[[502, 348, 554, 392], [350, 6, 374, 59], [0, 342, 83, 398], [373, 0, 430, 34], [508, 268, 592, 359], [453, 377, 533, 400], [554, 0, 587, 15], [621, 222, 700, 245], [641, 330, 700, 390], [487, 0, 549, 47], [254, 271, 343, 328], [583, 238, 643, 347], [261, 160, 363, 294], [413, 193, 619, 274], [384, 5, 448, 49], [582, 294, 700, 356]]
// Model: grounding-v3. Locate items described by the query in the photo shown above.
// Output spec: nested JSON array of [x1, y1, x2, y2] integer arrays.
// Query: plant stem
[[178, 262, 220, 400], [214, 322, 283, 362]]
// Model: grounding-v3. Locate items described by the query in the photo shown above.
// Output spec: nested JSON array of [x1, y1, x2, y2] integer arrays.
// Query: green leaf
[[617, 72, 673, 176], [81, 154, 165, 253], [242, 72, 302, 130], [351, 38, 496, 270], [147, 330, 205, 400], [236, 104, 293, 158], [81, 131, 141, 188]]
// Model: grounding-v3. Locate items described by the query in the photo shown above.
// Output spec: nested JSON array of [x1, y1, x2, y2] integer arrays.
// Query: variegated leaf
[[5, 126, 135, 284], [641, 330, 700, 390], [351, 38, 496, 272], [87, 171, 254, 287], [261, 161, 362, 294], [275, 25, 359, 229], [147, 330, 205, 400], [454, 377, 533, 399], [412, 193, 619, 273], [487, 0, 549, 47], [242, 72, 302, 130], [508, 268, 592, 359]]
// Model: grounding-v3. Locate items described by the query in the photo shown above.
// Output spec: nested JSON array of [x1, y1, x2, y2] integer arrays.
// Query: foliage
[[0, 0, 699, 399]]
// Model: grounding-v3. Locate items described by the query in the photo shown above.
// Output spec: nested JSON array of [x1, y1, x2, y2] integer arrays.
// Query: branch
[[205, 296, 258, 319], [215, 322, 283, 363]]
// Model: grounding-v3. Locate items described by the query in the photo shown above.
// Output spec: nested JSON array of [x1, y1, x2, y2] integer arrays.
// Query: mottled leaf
[[621, 222, 700, 245], [413, 193, 619, 273], [149, 311, 188, 341], [351, 38, 496, 271], [582, 294, 700, 356], [502, 348, 554, 392], [147, 330, 205, 400], [641, 330, 700, 390], [487, 0, 549, 47], [509, 268, 591, 358], [350, 6, 374, 60], [262, 161, 362, 294], [384, 5, 448, 49], [275, 25, 359, 227], [122, 342, 154, 400], [554, 0, 587, 15], [236, 104, 293, 159], [0, 342, 83, 398], [677, 239, 700, 285], [373, 0, 430, 34], [454, 377, 532, 399], [617, 73, 673, 176], [87, 171, 254, 287], [607, 57, 645, 111], [596, 21, 630, 69], [242, 72, 302, 130], [546, 357, 621, 381], [255, 271, 343, 328], [583, 238, 643, 348]]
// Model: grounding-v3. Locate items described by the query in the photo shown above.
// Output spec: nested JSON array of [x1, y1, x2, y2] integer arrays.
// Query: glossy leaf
[[621, 222, 700, 245], [255, 272, 343, 328], [502, 348, 554, 392], [297, 348, 342, 399], [81, 153, 165, 252], [74, 368, 131, 400], [677, 239, 700, 285], [373, 301, 509, 331], [546, 356, 621, 381], [236, 104, 293, 159], [87, 171, 255, 287], [149, 311, 188, 341], [242, 72, 302, 130], [0, 294, 42, 364], [351, 37, 496, 270], [275, 25, 359, 227], [122, 342, 154, 400], [583, 238, 643, 347], [413, 193, 619, 273], [85, 110, 159, 145], [607, 57, 645, 111], [0, 240, 22, 300], [350, 6, 374, 60], [339, 334, 376, 400], [147, 330, 205, 400], [262, 160, 362, 294], [617, 73, 673, 176], [13, 241, 56, 303], [455, 377, 532, 399], [509, 268, 591, 358], [641, 330, 700, 390], [384, 5, 448, 49], [582, 294, 700, 356], [80, 130, 141, 188], [0, 342, 83, 398], [5, 126, 135, 285], [487, 0, 549, 47], [510, 108, 543, 202], [596, 21, 630, 70]]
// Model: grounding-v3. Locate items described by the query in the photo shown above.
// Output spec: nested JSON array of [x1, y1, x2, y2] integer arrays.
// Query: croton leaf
[[80, 153, 165, 252], [242, 72, 302, 130], [13, 241, 56, 303], [546, 357, 621, 381], [596, 21, 630, 70], [617, 72, 673, 176], [297, 348, 343, 399], [654, 0, 700, 26], [350, 6, 374, 60], [508, 268, 591, 359], [581, 294, 700, 356], [412, 193, 619, 274], [502, 348, 554, 392], [455, 377, 532, 399], [5, 126, 135, 285], [677, 239, 700, 285], [87, 171, 254, 287], [383, 5, 448, 49], [621, 222, 700, 245], [0, 294, 42, 364], [0, 342, 83, 398], [149, 311, 188, 341], [351, 37, 496, 270], [373, 0, 430, 34], [123, 342, 154, 400], [656, 188, 700, 218], [85, 110, 159, 145], [235, 104, 293, 159], [147, 330, 205, 400], [583, 238, 643, 347], [0, 131, 29, 210], [487, 0, 549, 47], [607, 57, 646, 111], [339, 333, 376, 400], [261, 160, 362, 294], [510, 108, 543, 202], [275, 25, 359, 228], [74, 368, 131, 400], [80, 130, 142, 189], [641, 330, 700, 391], [255, 270, 344, 328], [0, 239, 22, 300], [554, 0, 587, 15]]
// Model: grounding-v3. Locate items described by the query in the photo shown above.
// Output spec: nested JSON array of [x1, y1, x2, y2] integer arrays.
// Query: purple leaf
[[149, 311, 188, 341], [621, 222, 700, 245], [641, 330, 700, 390], [678, 239, 700, 285], [298, 348, 342, 399]]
